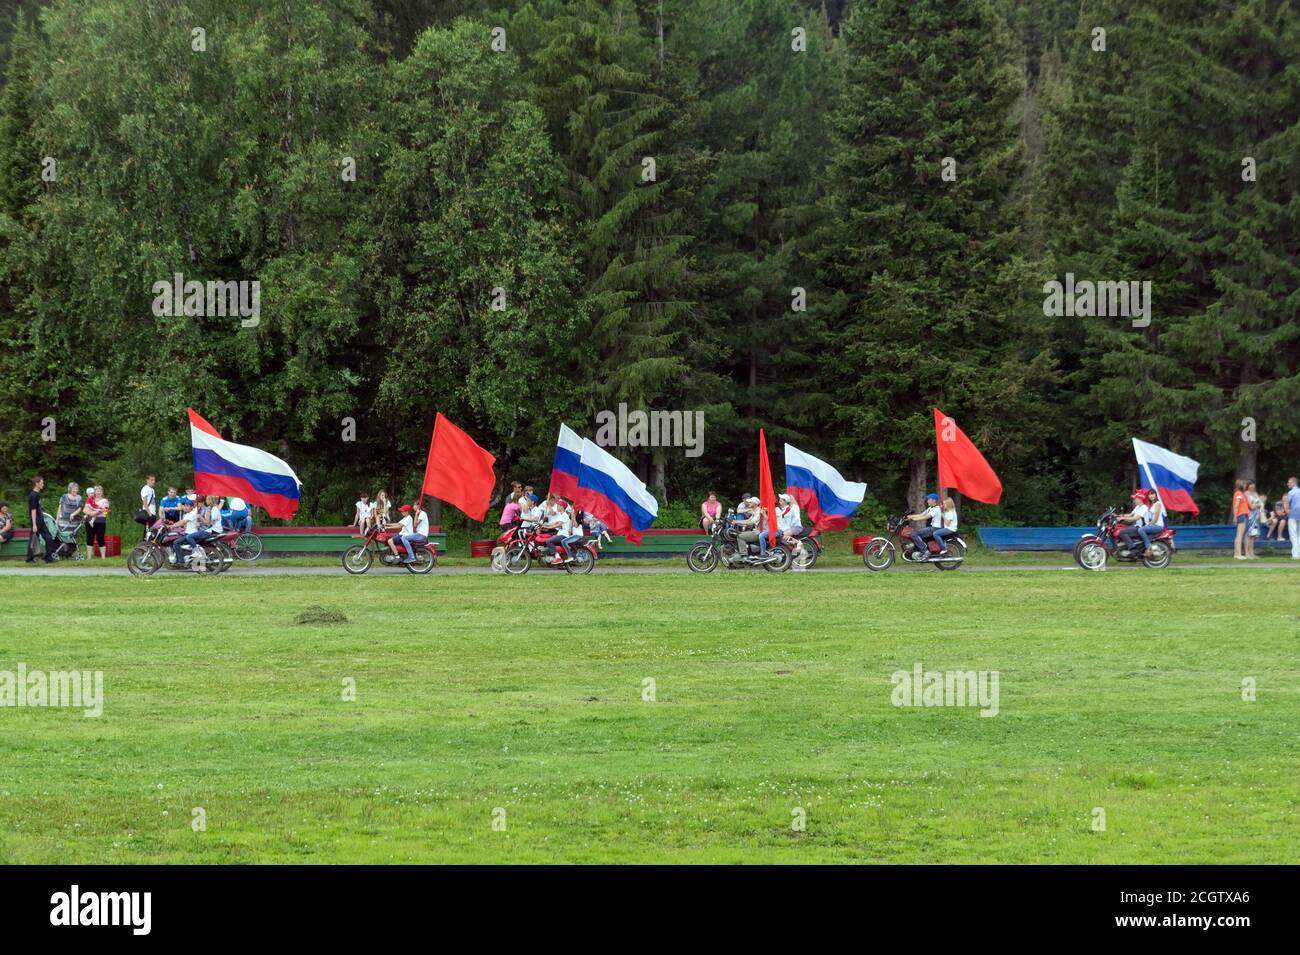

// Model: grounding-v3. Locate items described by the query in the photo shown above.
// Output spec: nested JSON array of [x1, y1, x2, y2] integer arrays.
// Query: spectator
[[700, 492, 722, 534], [140, 474, 157, 526], [83, 485, 109, 559], [1232, 480, 1249, 560], [1287, 477, 1300, 560], [499, 493, 521, 530], [1243, 481, 1261, 559], [58, 482, 84, 527], [25, 476, 57, 563], [352, 493, 373, 533], [0, 503, 14, 544], [524, 484, 538, 505], [225, 495, 253, 533], [374, 491, 391, 527], [160, 485, 184, 522], [1267, 497, 1287, 541]]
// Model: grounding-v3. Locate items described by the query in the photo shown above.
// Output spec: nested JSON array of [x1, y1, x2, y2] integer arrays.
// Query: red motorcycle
[[342, 524, 437, 574], [862, 516, 967, 571], [1073, 506, 1174, 571], [500, 525, 596, 575]]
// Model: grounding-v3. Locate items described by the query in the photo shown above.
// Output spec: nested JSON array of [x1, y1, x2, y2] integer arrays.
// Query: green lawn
[[1, 569, 1296, 863]]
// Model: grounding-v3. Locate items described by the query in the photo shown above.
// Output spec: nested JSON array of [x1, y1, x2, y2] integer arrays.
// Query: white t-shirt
[[140, 484, 157, 515], [778, 505, 800, 532], [354, 500, 372, 524], [521, 505, 544, 526], [208, 508, 223, 533], [1132, 503, 1151, 525], [396, 515, 413, 535], [923, 505, 942, 528], [943, 508, 958, 531], [412, 512, 429, 536], [182, 509, 200, 534], [549, 509, 572, 536]]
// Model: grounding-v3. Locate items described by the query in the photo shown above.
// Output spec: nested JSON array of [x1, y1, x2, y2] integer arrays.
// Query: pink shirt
[[500, 501, 521, 526]]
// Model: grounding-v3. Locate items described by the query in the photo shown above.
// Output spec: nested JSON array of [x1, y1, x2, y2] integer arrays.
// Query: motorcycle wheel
[[933, 539, 966, 571], [763, 547, 792, 572], [127, 543, 161, 577], [1142, 541, 1172, 569], [687, 542, 718, 573], [210, 540, 235, 573], [1075, 540, 1108, 571], [792, 539, 818, 571], [862, 538, 894, 571], [405, 548, 436, 574], [196, 543, 223, 574], [565, 548, 596, 575], [341, 544, 373, 575], [502, 542, 531, 575]]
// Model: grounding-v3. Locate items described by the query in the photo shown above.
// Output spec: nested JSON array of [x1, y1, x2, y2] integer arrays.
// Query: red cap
[[1131, 488, 1150, 501], [398, 505, 412, 513]]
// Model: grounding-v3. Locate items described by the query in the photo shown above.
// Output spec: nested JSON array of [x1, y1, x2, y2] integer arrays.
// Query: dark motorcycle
[[862, 515, 967, 571], [687, 509, 792, 573]]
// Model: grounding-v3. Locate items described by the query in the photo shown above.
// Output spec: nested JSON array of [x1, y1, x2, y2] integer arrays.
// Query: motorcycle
[[686, 509, 792, 573], [788, 527, 821, 570], [342, 524, 437, 574], [1073, 506, 1174, 571], [500, 525, 597, 575], [127, 518, 225, 576], [861, 515, 967, 571]]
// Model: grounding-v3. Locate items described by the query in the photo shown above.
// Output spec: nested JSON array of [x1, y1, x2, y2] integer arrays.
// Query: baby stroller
[[46, 510, 85, 561]]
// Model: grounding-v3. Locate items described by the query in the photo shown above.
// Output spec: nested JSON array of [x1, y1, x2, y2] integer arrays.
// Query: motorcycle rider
[[933, 496, 958, 553], [541, 496, 572, 563], [777, 494, 804, 547], [736, 496, 769, 556], [907, 493, 945, 555], [1116, 490, 1151, 553]]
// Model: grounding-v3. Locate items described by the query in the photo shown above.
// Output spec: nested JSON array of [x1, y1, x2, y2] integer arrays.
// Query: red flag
[[758, 429, 779, 546], [421, 413, 496, 521], [934, 408, 1002, 505]]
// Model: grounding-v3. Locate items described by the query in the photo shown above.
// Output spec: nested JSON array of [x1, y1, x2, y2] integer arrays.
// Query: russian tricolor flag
[[1133, 438, 1199, 515], [189, 408, 302, 519], [784, 443, 867, 531], [548, 423, 583, 500], [574, 439, 658, 545]]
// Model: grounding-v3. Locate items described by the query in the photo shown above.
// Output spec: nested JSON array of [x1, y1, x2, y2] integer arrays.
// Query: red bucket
[[852, 536, 870, 555], [105, 535, 122, 557], [469, 539, 496, 558]]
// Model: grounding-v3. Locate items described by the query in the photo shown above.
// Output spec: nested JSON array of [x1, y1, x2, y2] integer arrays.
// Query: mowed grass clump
[[0, 569, 1296, 863]]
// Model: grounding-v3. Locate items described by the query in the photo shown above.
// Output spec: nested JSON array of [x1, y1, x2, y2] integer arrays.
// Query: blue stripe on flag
[[577, 467, 656, 530], [192, 448, 301, 500], [785, 464, 860, 517]]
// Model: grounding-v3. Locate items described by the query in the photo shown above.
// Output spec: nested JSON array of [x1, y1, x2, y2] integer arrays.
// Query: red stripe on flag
[[192, 471, 299, 520]]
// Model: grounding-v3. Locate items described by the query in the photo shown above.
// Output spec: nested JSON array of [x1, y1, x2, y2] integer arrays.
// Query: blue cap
[[926, 493, 939, 502]]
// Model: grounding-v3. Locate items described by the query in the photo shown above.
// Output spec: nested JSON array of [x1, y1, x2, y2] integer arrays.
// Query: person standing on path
[[25, 476, 57, 563]]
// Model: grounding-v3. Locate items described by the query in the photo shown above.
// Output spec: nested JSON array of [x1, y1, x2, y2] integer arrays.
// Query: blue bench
[[977, 524, 1290, 551]]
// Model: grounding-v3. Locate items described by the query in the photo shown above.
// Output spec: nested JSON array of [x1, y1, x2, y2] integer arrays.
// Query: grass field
[[1, 568, 1297, 863]]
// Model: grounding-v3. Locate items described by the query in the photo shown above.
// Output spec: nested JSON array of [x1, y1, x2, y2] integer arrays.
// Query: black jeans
[[27, 514, 56, 560]]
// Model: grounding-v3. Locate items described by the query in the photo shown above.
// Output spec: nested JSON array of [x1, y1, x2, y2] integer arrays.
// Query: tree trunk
[[649, 447, 666, 501], [1237, 435, 1258, 485], [907, 452, 927, 511]]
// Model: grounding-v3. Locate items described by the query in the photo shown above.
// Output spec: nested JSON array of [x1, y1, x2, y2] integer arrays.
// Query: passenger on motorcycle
[[1117, 490, 1151, 552], [934, 496, 958, 552], [560, 502, 587, 561], [541, 497, 573, 563], [1136, 489, 1164, 553], [777, 494, 804, 545], [907, 493, 945, 554]]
